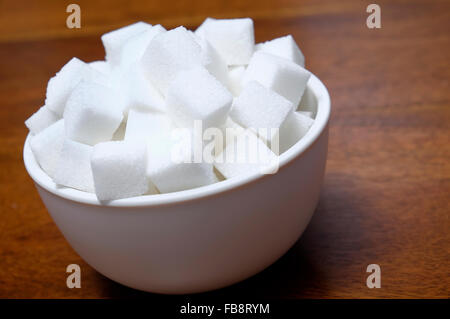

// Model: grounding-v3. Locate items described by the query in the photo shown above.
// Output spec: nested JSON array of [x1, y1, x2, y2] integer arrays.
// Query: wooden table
[[0, 0, 448, 299]]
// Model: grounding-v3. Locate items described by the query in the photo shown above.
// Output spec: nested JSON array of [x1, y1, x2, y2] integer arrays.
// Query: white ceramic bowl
[[23, 74, 330, 294]]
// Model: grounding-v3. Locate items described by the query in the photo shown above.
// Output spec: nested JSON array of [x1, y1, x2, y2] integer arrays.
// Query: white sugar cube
[[64, 81, 123, 145], [101, 22, 152, 66], [45, 58, 110, 116], [125, 112, 217, 193], [127, 112, 174, 151], [214, 128, 278, 178], [198, 18, 255, 66], [204, 117, 245, 158], [124, 109, 164, 142], [278, 111, 314, 154], [230, 81, 293, 144], [45, 57, 85, 116], [242, 51, 311, 107], [194, 17, 215, 38], [53, 139, 95, 193], [91, 141, 148, 201], [148, 130, 218, 193], [122, 110, 161, 196], [227, 65, 246, 96], [25, 105, 59, 135], [81, 64, 110, 87], [125, 111, 174, 194], [120, 24, 166, 68], [120, 63, 165, 114], [29, 119, 65, 178], [222, 116, 243, 131], [218, 117, 245, 144], [141, 114, 177, 179], [141, 26, 204, 95], [105, 66, 126, 91], [255, 35, 305, 67], [196, 35, 230, 89], [88, 60, 111, 75], [151, 160, 218, 194], [166, 67, 233, 130]]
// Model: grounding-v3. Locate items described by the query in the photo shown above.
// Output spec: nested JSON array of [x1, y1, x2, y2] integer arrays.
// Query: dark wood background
[[0, 0, 448, 298]]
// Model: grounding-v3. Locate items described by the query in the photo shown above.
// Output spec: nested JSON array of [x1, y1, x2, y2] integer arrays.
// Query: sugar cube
[[81, 64, 111, 87], [194, 17, 215, 38], [217, 116, 245, 145], [105, 65, 126, 90], [124, 112, 217, 193], [227, 65, 246, 96], [125, 111, 174, 152], [46, 58, 110, 116], [277, 111, 314, 154], [151, 160, 218, 194], [229, 81, 293, 144], [198, 18, 255, 66], [255, 35, 305, 67], [242, 51, 311, 107], [88, 60, 111, 75], [25, 105, 59, 135], [166, 67, 233, 130], [214, 128, 278, 178], [124, 109, 164, 142], [141, 26, 204, 95], [195, 35, 230, 89], [101, 22, 152, 66], [91, 141, 149, 201], [147, 129, 218, 193], [64, 81, 124, 145], [53, 139, 95, 193], [124, 110, 171, 195], [119, 24, 166, 68], [45, 57, 85, 116], [120, 63, 165, 114], [29, 119, 65, 179], [204, 117, 245, 159]]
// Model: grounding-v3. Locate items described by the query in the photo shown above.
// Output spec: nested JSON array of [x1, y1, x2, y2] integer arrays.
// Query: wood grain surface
[[0, 0, 448, 299]]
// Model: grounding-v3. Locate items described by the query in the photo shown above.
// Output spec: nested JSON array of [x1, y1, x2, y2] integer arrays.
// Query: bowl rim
[[23, 73, 330, 207]]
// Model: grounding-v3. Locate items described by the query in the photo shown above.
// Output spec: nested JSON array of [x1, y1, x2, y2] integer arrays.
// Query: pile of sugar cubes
[[25, 18, 315, 201]]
